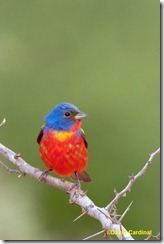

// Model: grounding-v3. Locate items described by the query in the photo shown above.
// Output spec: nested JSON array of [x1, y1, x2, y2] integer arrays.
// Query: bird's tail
[[71, 171, 92, 182]]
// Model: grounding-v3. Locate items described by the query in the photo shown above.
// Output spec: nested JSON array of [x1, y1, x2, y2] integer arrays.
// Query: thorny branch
[[105, 148, 160, 212], [0, 119, 160, 240]]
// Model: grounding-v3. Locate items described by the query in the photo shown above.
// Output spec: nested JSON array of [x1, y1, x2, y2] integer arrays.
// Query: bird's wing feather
[[80, 128, 88, 148], [37, 126, 44, 144]]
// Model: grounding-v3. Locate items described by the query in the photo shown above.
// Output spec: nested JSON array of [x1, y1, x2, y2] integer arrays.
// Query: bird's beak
[[74, 112, 87, 120]]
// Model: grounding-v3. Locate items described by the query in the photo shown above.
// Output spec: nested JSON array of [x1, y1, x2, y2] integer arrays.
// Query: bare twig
[[106, 148, 160, 212], [0, 160, 21, 174]]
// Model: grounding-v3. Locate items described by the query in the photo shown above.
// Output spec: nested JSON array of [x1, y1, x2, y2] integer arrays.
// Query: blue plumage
[[44, 102, 81, 131]]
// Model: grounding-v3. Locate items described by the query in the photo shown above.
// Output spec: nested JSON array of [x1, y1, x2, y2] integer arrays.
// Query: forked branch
[[105, 148, 160, 212]]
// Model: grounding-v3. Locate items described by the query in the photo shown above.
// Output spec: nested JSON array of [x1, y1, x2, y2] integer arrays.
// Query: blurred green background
[[0, 0, 160, 241]]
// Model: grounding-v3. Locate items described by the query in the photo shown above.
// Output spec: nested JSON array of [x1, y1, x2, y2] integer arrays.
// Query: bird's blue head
[[44, 102, 87, 131]]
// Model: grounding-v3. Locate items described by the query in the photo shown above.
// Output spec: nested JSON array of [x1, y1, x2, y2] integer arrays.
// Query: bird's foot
[[75, 179, 81, 189], [67, 180, 81, 193], [60, 178, 65, 182], [39, 169, 51, 182]]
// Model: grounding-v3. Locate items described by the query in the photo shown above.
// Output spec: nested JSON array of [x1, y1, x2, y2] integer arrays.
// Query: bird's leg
[[74, 172, 81, 188], [67, 172, 81, 193], [39, 169, 52, 182]]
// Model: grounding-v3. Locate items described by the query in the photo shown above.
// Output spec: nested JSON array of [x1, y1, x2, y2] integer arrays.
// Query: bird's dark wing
[[37, 126, 44, 144], [80, 128, 88, 148]]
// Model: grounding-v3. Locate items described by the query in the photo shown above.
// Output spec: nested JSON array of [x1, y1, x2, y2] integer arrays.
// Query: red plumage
[[39, 130, 88, 176], [38, 121, 91, 182]]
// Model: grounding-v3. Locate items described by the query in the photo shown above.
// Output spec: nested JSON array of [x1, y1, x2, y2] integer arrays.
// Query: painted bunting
[[37, 102, 92, 183]]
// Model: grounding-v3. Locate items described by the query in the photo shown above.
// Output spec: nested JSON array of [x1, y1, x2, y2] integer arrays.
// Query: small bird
[[37, 102, 92, 183]]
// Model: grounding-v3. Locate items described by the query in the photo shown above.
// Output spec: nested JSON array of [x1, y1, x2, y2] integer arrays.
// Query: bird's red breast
[[39, 121, 88, 177]]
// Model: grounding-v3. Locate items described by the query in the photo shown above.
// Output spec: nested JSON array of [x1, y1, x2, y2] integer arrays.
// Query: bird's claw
[[39, 169, 50, 182], [76, 180, 81, 189], [67, 180, 81, 194]]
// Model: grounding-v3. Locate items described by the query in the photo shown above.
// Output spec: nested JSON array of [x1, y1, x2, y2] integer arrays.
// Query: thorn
[[0, 118, 6, 128], [14, 153, 21, 159], [83, 230, 105, 240], [73, 209, 87, 222], [18, 172, 26, 178], [69, 198, 75, 205], [114, 188, 118, 195], [119, 201, 133, 222], [129, 173, 134, 181]]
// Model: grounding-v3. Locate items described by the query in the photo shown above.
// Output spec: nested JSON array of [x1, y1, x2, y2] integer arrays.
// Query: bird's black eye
[[64, 112, 71, 118]]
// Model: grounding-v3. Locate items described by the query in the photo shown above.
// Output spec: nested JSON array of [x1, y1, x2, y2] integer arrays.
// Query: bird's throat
[[72, 120, 82, 131]]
